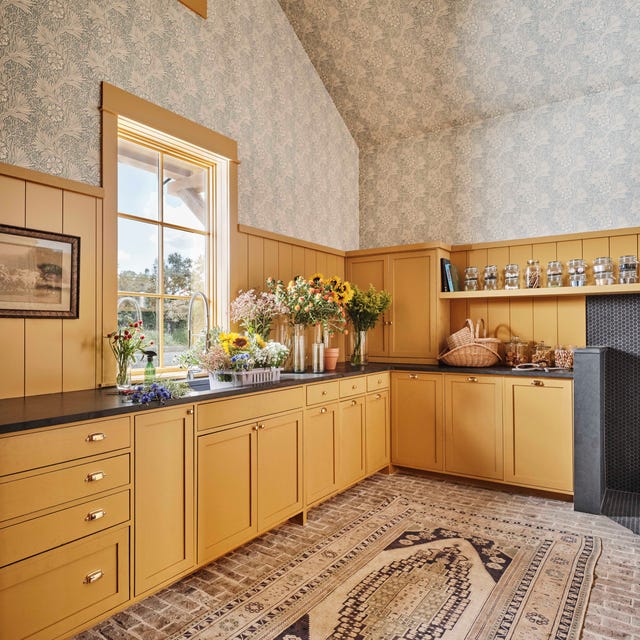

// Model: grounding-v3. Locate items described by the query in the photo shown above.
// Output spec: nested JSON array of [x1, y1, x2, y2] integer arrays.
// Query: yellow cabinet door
[[365, 390, 390, 474], [338, 397, 366, 489], [504, 378, 573, 492], [134, 406, 194, 596], [197, 424, 257, 564], [347, 255, 387, 356], [257, 411, 303, 531], [444, 375, 503, 480], [304, 403, 339, 506], [391, 372, 443, 471], [388, 251, 437, 359]]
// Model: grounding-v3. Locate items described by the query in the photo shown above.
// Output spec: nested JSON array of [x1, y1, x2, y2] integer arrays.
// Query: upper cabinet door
[[388, 251, 436, 359], [347, 255, 387, 356]]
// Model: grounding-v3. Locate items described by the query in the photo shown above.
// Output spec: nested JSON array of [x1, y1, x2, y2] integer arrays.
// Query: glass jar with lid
[[464, 266, 479, 291], [570, 273, 587, 287], [505, 336, 530, 366], [567, 258, 587, 275], [504, 263, 519, 289], [593, 256, 614, 285], [546, 260, 563, 287], [483, 264, 498, 290], [532, 341, 554, 366], [618, 255, 638, 284], [525, 259, 540, 288]]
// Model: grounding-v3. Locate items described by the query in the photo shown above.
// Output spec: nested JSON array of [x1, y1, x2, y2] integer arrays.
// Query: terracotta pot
[[324, 347, 339, 371]]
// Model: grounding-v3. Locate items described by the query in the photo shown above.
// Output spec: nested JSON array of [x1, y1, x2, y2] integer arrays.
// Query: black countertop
[[0, 362, 572, 435]]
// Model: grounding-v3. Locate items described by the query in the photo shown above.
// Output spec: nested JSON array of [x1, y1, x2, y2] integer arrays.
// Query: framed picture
[[0, 224, 80, 319]]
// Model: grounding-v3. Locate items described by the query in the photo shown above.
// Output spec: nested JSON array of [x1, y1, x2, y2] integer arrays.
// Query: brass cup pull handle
[[531, 379, 544, 386], [86, 432, 106, 442], [186, 408, 194, 415], [320, 407, 327, 414], [409, 374, 418, 379], [467, 376, 478, 383], [85, 471, 105, 483], [258, 423, 265, 429], [253, 424, 259, 431], [85, 509, 106, 522], [83, 570, 104, 584]]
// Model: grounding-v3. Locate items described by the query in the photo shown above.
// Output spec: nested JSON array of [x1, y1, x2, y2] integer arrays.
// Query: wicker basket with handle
[[473, 318, 501, 355], [446, 319, 475, 351], [439, 318, 502, 367]]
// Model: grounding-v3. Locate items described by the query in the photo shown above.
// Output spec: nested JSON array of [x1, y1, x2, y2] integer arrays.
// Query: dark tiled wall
[[587, 295, 640, 492]]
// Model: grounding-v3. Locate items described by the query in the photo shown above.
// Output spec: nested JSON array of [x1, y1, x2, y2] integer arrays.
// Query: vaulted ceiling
[[278, 0, 640, 149]]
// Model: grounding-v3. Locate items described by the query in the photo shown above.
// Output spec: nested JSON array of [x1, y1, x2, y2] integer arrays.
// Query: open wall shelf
[[439, 283, 640, 300]]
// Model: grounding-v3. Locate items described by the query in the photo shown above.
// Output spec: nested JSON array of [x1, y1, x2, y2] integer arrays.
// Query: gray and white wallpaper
[[0, 0, 359, 250]]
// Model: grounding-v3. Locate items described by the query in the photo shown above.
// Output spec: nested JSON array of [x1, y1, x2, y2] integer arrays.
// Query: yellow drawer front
[[306, 381, 340, 406], [197, 387, 304, 431], [366, 372, 390, 392], [0, 527, 129, 640], [339, 376, 366, 398], [0, 490, 130, 568], [0, 416, 131, 477], [0, 454, 130, 522]]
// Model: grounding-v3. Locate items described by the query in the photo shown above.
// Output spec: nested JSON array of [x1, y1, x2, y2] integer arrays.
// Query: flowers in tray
[[230, 289, 288, 340], [105, 321, 154, 389], [127, 380, 189, 405]]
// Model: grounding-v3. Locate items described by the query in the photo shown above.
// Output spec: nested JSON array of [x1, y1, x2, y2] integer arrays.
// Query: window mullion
[[158, 152, 165, 368]]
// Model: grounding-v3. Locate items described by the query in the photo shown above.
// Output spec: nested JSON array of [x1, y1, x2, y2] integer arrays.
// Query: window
[[116, 118, 225, 372]]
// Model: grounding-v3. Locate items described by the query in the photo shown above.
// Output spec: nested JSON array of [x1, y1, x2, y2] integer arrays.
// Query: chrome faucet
[[117, 296, 142, 325], [187, 292, 210, 379]]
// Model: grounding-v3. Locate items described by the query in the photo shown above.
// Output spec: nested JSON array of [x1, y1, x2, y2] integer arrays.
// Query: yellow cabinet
[[444, 374, 503, 480], [365, 390, 390, 474], [198, 411, 303, 564], [134, 406, 195, 596], [338, 397, 365, 489], [391, 372, 443, 471], [504, 377, 573, 492], [304, 403, 339, 506], [347, 249, 442, 361]]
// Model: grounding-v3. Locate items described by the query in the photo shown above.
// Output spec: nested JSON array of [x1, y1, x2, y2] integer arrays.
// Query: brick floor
[[74, 472, 640, 640]]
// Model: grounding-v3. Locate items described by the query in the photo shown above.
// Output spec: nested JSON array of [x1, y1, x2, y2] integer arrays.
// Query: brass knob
[[352, 384, 357, 389], [321, 390, 327, 396], [467, 376, 478, 383], [253, 424, 259, 431], [375, 393, 382, 399], [83, 570, 104, 584], [259, 423, 265, 429], [351, 399, 357, 406], [320, 407, 327, 414], [531, 379, 544, 386], [186, 408, 194, 415], [85, 509, 106, 522], [85, 471, 105, 483], [85, 432, 106, 442]]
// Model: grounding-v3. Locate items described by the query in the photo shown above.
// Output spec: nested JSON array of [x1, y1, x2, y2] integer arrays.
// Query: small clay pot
[[324, 347, 339, 371]]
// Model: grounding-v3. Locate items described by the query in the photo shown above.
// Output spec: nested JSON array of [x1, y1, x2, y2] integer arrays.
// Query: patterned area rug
[[171, 496, 600, 640]]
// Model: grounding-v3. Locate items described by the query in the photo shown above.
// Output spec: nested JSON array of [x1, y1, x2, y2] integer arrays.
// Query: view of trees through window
[[117, 133, 212, 369]]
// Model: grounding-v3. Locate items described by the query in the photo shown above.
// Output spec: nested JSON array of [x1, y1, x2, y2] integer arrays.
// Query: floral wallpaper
[[279, 0, 640, 248], [360, 84, 640, 247], [0, 0, 359, 250]]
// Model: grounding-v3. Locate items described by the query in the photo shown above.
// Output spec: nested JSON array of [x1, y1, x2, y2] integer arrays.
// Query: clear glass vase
[[115, 362, 131, 391], [312, 323, 325, 373], [293, 323, 306, 372], [350, 329, 368, 367]]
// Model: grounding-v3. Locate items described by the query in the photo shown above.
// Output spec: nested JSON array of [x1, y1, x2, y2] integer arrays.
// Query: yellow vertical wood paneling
[[325, 253, 340, 278], [95, 198, 104, 387], [556, 239, 583, 263], [486, 247, 510, 340], [230, 230, 248, 296], [304, 249, 316, 277], [531, 242, 558, 344], [247, 235, 264, 290], [449, 250, 468, 332], [24, 183, 63, 396], [291, 246, 305, 278], [315, 251, 328, 277], [583, 237, 610, 284], [277, 243, 292, 283], [532, 242, 557, 287], [0, 175, 26, 399], [62, 191, 96, 392], [508, 244, 533, 341], [609, 234, 638, 282], [467, 248, 488, 326], [557, 296, 586, 347], [262, 239, 278, 289]]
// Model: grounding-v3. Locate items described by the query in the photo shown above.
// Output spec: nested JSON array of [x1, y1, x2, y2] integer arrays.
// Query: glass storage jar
[[464, 266, 479, 291], [618, 255, 638, 284], [570, 273, 587, 287], [483, 264, 498, 290], [532, 341, 554, 366], [593, 256, 614, 285], [546, 260, 563, 287], [525, 259, 541, 288], [554, 345, 575, 369], [567, 258, 587, 276], [504, 263, 519, 289], [505, 336, 530, 366]]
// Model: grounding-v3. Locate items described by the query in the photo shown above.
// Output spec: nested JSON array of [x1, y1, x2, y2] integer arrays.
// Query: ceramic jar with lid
[[504, 263, 519, 289], [618, 255, 638, 284], [593, 256, 614, 285], [483, 264, 498, 290], [525, 259, 540, 288], [505, 336, 530, 366], [464, 266, 479, 291], [546, 260, 563, 287]]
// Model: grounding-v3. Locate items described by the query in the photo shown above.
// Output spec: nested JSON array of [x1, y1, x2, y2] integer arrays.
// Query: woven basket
[[473, 318, 501, 355], [438, 343, 500, 367], [446, 319, 475, 351]]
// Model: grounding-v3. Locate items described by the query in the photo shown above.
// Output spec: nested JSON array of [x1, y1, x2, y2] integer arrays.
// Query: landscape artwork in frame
[[0, 224, 80, 318]]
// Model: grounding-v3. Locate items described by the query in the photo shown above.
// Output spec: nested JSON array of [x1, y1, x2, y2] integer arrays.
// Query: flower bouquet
[[230, 289, 288, 340], [105, 321, 154, 390], [345, 285, 391, 366]]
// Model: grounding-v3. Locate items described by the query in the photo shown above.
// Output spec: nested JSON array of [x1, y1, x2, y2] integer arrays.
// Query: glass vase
[[293, 323, 306, 372], [350, 330, 368, 367], [115, 361, 131, 391], [312, 323, 325, 373]]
